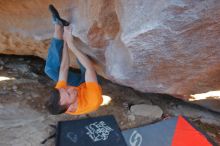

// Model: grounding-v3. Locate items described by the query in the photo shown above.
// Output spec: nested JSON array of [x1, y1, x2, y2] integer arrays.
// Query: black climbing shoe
[[48, 4, 70, 26]]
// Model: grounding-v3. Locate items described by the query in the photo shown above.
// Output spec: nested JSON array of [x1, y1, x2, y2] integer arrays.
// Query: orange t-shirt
[[55, 81, 103, 115]]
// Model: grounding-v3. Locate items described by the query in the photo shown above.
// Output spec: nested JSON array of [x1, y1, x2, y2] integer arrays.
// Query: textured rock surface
[[130, 104, 163, 119], [0, 0, 220, 103]]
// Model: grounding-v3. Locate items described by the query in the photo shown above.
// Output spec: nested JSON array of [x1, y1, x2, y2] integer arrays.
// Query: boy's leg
[[44, 25, 64, 81], [44, 25, 82, 84], [45, 4, 70, 81], [45, 5, 100, 86]]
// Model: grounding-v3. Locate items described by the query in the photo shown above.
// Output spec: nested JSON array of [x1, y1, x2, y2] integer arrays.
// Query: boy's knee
[[44, 67, 59, 81]]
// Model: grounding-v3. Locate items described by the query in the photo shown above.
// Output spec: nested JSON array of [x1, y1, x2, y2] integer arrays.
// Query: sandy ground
[[0, 55, 220, 146]]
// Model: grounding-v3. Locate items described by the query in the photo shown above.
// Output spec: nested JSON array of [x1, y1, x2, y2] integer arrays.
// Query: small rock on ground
[[130, 104, 163, 120]]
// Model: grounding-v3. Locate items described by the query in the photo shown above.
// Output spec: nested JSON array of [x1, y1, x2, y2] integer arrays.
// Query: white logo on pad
[[85, 121, 113, 142], [129, 130, 142, 146]]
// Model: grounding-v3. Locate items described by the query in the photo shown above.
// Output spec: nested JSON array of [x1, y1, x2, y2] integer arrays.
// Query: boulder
[[0, 0, 220, 111]]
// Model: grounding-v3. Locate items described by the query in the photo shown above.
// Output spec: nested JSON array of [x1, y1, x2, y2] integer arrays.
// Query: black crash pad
[[55, 115, 127, 146]]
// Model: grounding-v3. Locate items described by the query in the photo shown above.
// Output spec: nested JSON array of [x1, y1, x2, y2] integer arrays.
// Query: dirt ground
[[0, 55, 220, 146]]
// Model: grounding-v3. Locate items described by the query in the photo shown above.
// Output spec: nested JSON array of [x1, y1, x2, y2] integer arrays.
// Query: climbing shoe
[[48, 4, 70, 26]]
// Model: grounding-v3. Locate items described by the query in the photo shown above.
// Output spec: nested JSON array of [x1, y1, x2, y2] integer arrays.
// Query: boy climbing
[[44, 4, 103, 115]]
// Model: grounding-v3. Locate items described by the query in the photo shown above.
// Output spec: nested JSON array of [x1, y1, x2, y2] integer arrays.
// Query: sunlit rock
[[0, 0, 220, 111]]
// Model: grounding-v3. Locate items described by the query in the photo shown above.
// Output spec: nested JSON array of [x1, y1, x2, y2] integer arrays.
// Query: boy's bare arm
[[63, 27, 97, 83], [58, 42, 70, 82]]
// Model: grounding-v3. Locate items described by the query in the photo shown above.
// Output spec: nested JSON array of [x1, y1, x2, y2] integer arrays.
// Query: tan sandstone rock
[[0, 0, 220, 111]]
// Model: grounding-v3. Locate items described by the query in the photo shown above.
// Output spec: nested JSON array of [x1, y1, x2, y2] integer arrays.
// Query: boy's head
[[46, 87, 78, 115]]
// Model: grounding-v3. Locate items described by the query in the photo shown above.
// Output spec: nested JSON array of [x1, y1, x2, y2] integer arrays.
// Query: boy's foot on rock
[[48, 4, 70, 26]]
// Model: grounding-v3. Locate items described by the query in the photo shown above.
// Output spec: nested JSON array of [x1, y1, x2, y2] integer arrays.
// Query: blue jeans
[[44, 38, 86, 86]]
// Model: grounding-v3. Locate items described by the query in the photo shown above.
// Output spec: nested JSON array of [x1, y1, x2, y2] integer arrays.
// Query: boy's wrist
[[68, 42, 75, 49]]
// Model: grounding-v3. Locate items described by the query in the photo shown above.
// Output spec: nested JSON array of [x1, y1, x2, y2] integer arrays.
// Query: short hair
[[46, 88, 68, 115]]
